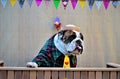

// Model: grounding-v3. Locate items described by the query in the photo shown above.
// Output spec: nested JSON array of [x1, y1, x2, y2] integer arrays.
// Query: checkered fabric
[[32, 34, 77, 67]]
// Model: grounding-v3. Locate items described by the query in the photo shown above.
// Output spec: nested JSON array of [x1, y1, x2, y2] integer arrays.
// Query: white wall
[[0, 1, 120, 67]]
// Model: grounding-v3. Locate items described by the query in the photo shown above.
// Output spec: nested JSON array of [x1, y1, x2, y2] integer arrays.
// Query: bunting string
[[0, 0, 119, 10]]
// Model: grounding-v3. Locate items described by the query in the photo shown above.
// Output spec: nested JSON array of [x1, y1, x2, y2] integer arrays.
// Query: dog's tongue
[[76, 46, 82, 50], [75, 46, 82, 54]]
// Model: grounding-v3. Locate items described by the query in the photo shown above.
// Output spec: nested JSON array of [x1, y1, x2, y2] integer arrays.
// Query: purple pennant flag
[[62, 0, 69, 9], [88, 0, 95, 10], [1, 0, 8, 8], [71, 0, 78, 10], [27, 0, 33, 7], [36, 0, 42, 7], [18, 0, 25, 8], [45, 0, 51, 7], [103, 0, 110, 10]]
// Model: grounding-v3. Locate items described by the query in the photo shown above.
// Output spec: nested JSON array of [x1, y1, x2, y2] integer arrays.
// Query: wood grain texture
[[74, 71, 80, 79], [51, 71, 58, 79], [30, 71, 36, 79], [0, 70, 7, 79], [45, 71, 51, 79], [8, 70, 14, 79], [96, 72, 102, 79], [15, 71, 22, 79], [81, 71, 88, 79]]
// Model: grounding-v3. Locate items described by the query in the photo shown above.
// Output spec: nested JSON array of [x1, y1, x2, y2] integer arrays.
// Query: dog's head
[[58, 25, 84, 55]]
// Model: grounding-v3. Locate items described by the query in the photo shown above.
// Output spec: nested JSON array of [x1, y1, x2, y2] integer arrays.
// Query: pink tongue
[[77, 46, 81, 49]]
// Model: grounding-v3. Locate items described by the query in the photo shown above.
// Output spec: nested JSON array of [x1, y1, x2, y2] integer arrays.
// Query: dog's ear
[[80, 33, 84, 40], [58, 30, 66, 39]]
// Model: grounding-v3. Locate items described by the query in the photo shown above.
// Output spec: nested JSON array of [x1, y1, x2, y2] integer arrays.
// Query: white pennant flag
[[1, 0, 8, 8], [96, 1, 102, 10]]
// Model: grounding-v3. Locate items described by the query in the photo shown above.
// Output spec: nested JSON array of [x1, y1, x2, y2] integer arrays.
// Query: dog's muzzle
[[68, 40, 83, 55]]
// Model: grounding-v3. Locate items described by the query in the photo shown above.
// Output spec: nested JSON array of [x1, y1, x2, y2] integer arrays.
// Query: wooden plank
[[37, 71, 44, 79], [103, 71, 110, 79], [117, 71, 120, 79], [22, 70, 30, 79], [15, 71, 22, 79], [0, 70, 7, 79], [89, 71, 95, 79], [0, 67, 120, 71], [51, 71, 58, 79], [66, 71, 73, 79], [45, 71, 51, 79], [81, 71, 88, 79], [74, 71, 80, 79], [59, 71, 65, 79], [96, 72, 102, 79], [110, 71, 116, 79], [30, 70, 36, 79], [8, 70, 14, 79]]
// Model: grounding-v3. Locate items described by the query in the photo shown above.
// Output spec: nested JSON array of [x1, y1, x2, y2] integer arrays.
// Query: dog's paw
[[26, 62, 38, 68]]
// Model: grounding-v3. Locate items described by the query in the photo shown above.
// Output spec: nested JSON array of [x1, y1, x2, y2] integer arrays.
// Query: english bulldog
[[27, 25, 84, 67]]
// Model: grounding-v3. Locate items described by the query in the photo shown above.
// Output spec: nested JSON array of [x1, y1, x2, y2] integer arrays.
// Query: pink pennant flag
[[45, 0, 51, 7], [35, 0, 42, 7], [71, 0, 78, 10], [103, 0, 110, 10]]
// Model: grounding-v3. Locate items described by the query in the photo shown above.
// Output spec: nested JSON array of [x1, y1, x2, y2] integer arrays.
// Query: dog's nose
[[76, 40, 81, 45]]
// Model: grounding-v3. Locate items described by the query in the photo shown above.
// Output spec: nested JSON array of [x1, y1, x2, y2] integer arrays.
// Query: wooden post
[[0, 61, 4, 67]]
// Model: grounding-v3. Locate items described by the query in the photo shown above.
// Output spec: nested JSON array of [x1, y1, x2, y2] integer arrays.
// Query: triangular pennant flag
[[103, 0, 110, 10], [35, 0, 42, 7], [45, 0, 51, 7], [88, 0, 95, 10], [71, 0, 78, 10], [79, 0, 86, 9], [18, 0, 25, 8], [1, 0, 8, 8], [53, 0, 60, 9], [27, 0, 33, 7], [112, 0, 119, 8], [62, 0, 69, 9], [96, 1, 102, 10], [10, 0, 16, 7]]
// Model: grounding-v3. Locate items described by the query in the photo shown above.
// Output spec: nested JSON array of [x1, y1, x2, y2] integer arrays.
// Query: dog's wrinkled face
[[58, 30, 84, 55]]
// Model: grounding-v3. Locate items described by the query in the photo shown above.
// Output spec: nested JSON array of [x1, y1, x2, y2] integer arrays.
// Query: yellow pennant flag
[[63, 55, 70, 68], [79, 0, 86, 9], [10, 0, 16, 7]]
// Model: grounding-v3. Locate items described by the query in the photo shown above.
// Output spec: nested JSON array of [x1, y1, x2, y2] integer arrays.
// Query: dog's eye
[[66, 35, 76, 43]]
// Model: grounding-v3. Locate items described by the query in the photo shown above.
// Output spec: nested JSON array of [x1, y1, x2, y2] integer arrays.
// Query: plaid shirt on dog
[[32, 34, 77, 67]]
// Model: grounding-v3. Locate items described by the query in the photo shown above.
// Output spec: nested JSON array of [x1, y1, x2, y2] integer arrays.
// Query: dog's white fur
[[54, 30, 83, 55]]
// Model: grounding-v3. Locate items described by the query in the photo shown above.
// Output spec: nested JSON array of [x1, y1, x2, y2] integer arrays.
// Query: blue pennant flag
[[27, 0, 33, 7], [112, 0, 119, 8], [1, 0, 8, 8], [88, 0, 95, 10], [18, 0, 25, 8]]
